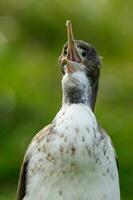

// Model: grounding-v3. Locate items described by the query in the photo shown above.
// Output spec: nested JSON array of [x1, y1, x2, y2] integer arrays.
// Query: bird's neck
[[62, 79, 99, 110], [62, 87, 91, 106], [89, 76, 99, 111]]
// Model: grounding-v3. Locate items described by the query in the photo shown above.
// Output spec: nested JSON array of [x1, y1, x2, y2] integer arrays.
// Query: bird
[[16, 20, 120, 200]]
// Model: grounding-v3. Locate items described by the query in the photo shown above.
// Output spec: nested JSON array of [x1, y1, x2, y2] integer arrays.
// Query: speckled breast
[[24, 104, 120, 200]]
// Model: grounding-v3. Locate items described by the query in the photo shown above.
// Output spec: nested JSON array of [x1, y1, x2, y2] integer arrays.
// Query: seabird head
[[59, 20, 101, 110]]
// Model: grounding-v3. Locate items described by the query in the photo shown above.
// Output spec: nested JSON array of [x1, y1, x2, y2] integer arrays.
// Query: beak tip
[[66, 20, 71, 27]]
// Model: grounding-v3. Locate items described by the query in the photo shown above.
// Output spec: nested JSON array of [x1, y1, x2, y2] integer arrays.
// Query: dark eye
[[64, 49, 67, 55], [82, 51, 87, 57]]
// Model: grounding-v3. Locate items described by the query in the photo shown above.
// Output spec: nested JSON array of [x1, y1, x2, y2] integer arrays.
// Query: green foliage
[[0, 0, 133, 199]]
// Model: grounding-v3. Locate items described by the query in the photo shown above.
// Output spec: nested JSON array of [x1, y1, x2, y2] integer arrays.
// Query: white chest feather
[[24, 104, 120, 200]]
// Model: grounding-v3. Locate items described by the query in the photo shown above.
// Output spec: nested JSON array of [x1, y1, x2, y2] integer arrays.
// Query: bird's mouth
[[61, 20, 81, 73]]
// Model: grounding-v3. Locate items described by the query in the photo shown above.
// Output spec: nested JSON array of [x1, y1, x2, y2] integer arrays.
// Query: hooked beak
[[66, 20, 81, 72]]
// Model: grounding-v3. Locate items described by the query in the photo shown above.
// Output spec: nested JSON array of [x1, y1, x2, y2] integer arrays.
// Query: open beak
[[66, 20, 81, 64]]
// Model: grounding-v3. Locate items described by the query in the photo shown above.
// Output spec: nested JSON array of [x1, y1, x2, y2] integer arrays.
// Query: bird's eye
[[64, 49, 67, 55], [82, 51, 87, 57]]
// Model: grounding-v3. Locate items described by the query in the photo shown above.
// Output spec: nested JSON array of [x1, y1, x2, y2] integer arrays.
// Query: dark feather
[[16, 157, 29, 200], [116, 157, 119, 172]]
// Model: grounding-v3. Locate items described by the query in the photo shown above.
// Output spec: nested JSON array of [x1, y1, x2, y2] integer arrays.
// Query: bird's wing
[[16, 124, 51, 200], [99, 127, 119, 172], [16, 153, 29, 200]]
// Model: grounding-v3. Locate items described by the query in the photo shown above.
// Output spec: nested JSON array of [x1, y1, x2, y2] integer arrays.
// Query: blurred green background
[[0, 0, 133, 199]]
